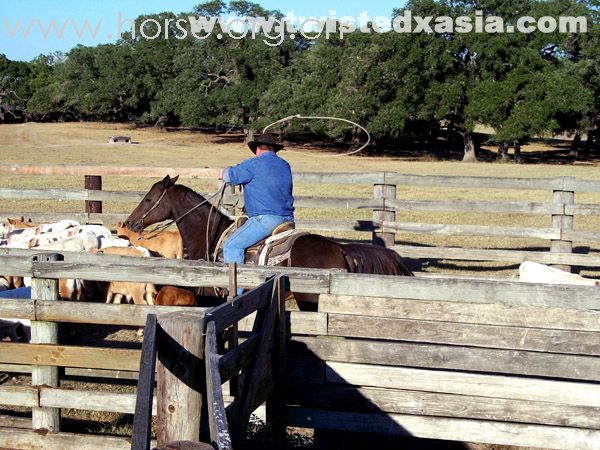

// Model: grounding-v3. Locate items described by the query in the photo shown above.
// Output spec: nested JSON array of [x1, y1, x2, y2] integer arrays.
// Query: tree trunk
[[570, 133, 582, 158], [513, 140, 522, 163], [462, 132, 477, 162], [584, 129, 597, 154], [497, 142, 509, 161]]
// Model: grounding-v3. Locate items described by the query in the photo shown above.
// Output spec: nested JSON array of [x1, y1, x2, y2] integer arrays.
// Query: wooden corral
[[1, 250, 600, 449], [0, 250, 290, 449], [2, 165, 600, 271]]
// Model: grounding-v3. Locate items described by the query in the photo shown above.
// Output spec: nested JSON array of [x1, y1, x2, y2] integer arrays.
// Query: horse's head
[[125, 175, 179, 232]]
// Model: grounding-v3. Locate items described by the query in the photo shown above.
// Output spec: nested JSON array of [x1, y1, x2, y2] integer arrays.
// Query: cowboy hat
[[247, 133, 284, 153]]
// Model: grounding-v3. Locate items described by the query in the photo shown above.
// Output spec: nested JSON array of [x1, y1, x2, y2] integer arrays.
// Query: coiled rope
[[262, 114, 371, 157]]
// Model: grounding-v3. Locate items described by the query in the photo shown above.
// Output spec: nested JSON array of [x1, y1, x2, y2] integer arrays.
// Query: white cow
[[35, 231, 99, 252], [519, 261, 600, 287], [98, 236, 132, 249], [5, 220, 79, 241], [29, 225, 111, 248]]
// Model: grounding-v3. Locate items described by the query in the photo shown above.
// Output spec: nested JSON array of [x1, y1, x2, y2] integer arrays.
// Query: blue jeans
[[223, 214, 293, 295]]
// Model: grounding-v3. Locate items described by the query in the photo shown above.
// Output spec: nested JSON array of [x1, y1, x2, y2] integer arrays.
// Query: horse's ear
[[161, 175, 178, 187]]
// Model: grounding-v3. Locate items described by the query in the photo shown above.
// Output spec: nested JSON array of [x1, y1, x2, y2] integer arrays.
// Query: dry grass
[[1, 121, 600, 277]]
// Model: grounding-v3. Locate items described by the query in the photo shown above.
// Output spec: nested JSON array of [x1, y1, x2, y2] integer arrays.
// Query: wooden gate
[[131, 275, 287, 450]]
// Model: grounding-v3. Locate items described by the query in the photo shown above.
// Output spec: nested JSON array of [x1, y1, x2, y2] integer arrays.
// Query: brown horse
[[124, 175, 413, 310]]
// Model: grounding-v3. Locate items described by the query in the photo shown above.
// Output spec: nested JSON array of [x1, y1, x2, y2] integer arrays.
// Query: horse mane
[[172, 184, 230, 222]]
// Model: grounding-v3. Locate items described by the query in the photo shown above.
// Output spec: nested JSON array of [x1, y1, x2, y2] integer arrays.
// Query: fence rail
[[2, 165, 600, 271], [1, 253, 600, 448]]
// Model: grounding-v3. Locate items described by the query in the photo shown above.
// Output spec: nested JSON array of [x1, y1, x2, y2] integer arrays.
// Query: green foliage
[[2, 0, 599, 159]]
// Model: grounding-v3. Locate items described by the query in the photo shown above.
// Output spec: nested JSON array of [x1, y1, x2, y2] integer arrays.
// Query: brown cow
[[90, 246, 158, 305], [116, 222, 184, 259], [7, 217, 36, 228], [155, 286, 196, 306]]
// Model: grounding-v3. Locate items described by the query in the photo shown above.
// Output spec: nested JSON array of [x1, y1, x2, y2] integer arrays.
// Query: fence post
[[551, 177, 575, 272], [156, 311, 205, 446], [84, 175, 102, 223], [372, 173, 396, 248], [30, 253, 62, 432]]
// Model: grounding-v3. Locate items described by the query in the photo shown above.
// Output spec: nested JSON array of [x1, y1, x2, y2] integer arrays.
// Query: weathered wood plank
[[0, 342, 141, 371], [564, 229, 600, 243], [569, 203, 600, 216], [328, 272, 600, 308], [293, 172, 385, 184], [325, 362, 600, 406], [30, 262, 60, 433], [292, 336, 600, 381], [0, 188, 236, 204], [205, 321, 233, 450], [0, 427, 134, 450], [156, 312, 205, 446], [0, 415, 31, 429], [36, 300, 205, 327], [238, 311, 327, 335], [0, 251, 330, 293], [0, 385, 37, 407], [384, 173, 557, 190], [389, 199, 556, 214], [131, 314, 158, 450], [286, 358, 326, 385], [383, 221, 560, 240], [206, 278, 275, 334], [0, 164, 220, 179], [327, 314, 600, 355], [0, 299, 34, 320], [318, 295, 600, 332], [286, 408, 600, 450], [0, 188, 87, 201], [219, 335, 258, 382], [285, 384, 600, 428], [0, 255, 32, 277], [40, 388, 153, 414], [393, 245, 600, 266]]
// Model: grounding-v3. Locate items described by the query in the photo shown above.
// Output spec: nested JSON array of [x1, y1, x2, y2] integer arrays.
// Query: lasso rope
[[262, 114, 371, 157]]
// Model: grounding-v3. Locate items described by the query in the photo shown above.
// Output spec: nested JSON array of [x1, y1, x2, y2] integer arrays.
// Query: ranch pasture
[[1, 122, 600, 449], [2, 122, 600, 272]]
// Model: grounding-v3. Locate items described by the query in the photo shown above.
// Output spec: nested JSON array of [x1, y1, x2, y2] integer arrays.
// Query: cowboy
[[221, 133, 295, 286]]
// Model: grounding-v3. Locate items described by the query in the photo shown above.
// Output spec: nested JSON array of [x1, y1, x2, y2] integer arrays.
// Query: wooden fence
[[2, 165, 600, 271], [1, 250, 600, 448], [0, 250, 288, 449]]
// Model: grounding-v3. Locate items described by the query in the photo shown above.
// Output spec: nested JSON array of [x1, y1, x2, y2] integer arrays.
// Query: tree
[[0, 54, 32, 122]]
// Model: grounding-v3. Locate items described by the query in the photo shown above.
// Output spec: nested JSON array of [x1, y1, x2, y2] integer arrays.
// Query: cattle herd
[[0, 217, 197, 344]]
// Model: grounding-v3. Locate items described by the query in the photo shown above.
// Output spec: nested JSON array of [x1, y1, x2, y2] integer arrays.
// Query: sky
[[0, 1, 402, 62]]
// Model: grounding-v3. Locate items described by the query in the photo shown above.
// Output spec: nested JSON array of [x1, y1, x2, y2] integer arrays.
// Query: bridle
[[139, 183, 227, 246]]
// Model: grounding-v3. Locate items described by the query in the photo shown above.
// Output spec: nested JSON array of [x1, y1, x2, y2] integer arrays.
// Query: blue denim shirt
[[224, 152, 294, 217]]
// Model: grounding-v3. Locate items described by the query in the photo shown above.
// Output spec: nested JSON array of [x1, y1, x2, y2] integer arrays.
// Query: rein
[[141, 184, 227, 241]]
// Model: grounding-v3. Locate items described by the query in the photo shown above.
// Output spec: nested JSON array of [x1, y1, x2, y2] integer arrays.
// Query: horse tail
[[342, 244, 414, 277], [387, 248, 414, 276]]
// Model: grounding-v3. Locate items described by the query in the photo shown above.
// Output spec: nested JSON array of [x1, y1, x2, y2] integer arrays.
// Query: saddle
[[214, 217, 306, 266]]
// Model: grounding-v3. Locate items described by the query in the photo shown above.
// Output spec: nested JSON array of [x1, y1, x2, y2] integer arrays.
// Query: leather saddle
[[215, 218, 306, 266]]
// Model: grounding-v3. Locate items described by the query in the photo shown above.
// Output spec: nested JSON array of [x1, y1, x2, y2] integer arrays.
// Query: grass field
[[1, 122, 600, 277]]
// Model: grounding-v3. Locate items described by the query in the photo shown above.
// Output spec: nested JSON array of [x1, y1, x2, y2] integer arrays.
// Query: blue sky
[[1, 1, 403, 61]]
